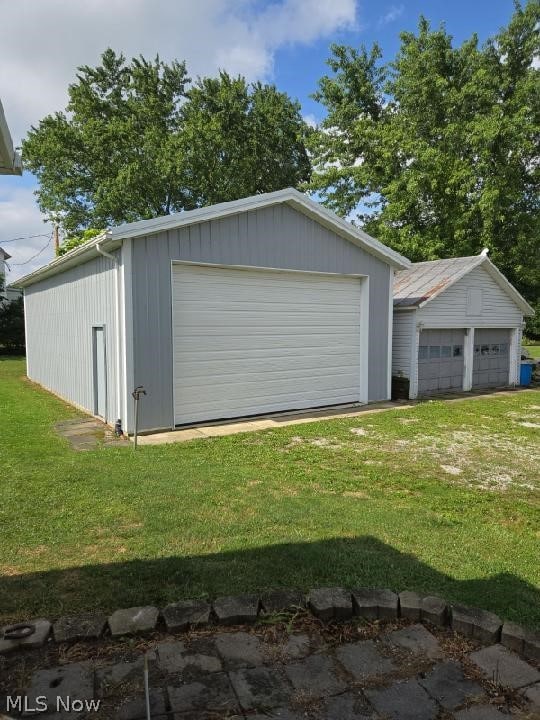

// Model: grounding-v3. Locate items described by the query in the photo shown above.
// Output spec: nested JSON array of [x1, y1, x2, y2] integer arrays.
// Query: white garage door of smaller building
[[172, 264, 363, 425]]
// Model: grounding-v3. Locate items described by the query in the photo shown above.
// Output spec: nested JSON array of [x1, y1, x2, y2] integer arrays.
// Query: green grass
[[524, 344, 540, 358], [1, 357, 539, 627]]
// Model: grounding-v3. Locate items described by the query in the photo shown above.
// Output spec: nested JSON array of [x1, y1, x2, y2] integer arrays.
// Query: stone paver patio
[[55, 418, 129, 451], [1, 616, 539, 719]]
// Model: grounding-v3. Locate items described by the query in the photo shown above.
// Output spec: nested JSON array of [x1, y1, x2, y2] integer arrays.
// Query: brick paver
[[4, 617, 540, 719]]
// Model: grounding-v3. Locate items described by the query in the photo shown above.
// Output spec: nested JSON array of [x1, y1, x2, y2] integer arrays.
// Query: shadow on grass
[[1, 535, 539, 629]]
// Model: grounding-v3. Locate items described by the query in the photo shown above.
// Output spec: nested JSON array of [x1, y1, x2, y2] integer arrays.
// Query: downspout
[[96, 242, 123, 430]]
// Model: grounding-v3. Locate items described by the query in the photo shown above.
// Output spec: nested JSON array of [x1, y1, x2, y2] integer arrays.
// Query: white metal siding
[[172, 264, 363, 425], [392, 310, 415, 378], [24, 254, 120, 422], [417, 265, 524, 327], [132, 203, 392, 431]]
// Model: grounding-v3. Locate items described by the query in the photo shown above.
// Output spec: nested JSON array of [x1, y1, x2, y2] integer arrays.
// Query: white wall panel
[[24, 254, 120, 422], [417, 265, 523, 327], [392, 310, 415, 378]]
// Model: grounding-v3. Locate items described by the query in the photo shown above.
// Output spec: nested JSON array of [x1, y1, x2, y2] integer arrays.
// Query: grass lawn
[[1, 357, 539, 628], [524, 344, 540, 359]]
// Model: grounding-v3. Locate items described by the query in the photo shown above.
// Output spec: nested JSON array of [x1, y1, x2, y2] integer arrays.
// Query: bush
[[0, 279, 25, 353]]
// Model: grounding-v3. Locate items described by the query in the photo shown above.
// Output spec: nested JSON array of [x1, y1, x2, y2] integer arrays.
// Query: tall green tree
[[23, 50, 311, 245], [177, 72, 311, 207], [24, 49, 190, 232], [310, 2, 540, 333]]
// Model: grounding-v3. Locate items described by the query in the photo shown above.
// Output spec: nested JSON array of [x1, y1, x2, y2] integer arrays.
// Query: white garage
[[392, 252, 534, 399], [18, 188, 408, 433], [172, 264, 366, 425]]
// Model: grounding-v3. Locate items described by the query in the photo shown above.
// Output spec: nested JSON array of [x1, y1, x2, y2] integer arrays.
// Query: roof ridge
[[407, 255, 479, 267]]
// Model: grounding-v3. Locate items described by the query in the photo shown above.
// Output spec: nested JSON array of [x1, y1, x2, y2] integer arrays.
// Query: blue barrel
[[520, 363, 533, 386]]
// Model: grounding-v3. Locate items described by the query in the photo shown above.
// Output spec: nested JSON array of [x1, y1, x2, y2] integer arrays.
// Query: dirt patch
[[440, 465, 462, 476], [281, 436, 304, 451], [377, 427, 540, 492], [349, 427, 369, 436], [310, 437, 343, 450]]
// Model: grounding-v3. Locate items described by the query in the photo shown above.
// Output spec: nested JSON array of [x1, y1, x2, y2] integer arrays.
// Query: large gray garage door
[[472, 329, 510, 388], [418, 329, 465, 396]]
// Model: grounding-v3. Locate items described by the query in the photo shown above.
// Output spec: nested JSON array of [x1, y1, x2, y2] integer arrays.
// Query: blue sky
[[0, 0, 521, 280], [274, 0, 517, 121]]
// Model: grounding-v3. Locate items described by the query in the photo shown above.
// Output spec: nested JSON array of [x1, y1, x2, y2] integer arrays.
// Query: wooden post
[[463, 327, 475, 391], [509, 327, 521, 386], [53, 225, 60, 253]]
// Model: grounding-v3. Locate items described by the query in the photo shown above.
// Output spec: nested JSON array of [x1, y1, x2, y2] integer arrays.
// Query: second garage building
[[392, 253, 534, 399]]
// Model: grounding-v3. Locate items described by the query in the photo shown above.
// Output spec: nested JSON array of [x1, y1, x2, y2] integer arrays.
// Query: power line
[[10, 233, 53, 267], [0, 232, 52, 245]]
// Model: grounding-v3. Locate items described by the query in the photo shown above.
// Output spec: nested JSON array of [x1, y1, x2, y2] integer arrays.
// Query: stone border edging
[[1, 587, 539, 664]]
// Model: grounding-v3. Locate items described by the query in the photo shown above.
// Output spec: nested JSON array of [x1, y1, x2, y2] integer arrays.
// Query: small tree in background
[[58, 228, 104, 256]]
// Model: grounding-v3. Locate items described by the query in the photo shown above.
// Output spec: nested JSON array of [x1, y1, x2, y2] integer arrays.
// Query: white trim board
[[387, 269, 393, 400]]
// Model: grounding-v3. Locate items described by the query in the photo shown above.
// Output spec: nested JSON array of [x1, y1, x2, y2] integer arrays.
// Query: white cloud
[[1, 0, 357, 146], [303, 113, 319, 128], [0, 183, 53, 282], [0, 0, 357, 280], [378, 4, 404, 26]]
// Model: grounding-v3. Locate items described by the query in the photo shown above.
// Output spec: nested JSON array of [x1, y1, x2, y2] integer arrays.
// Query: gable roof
[[394, 254, 534, 316], [15, 188, 410, 287]]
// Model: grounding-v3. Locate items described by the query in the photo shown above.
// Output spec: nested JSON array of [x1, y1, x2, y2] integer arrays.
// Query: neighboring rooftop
[[0, 99, 22, 176]]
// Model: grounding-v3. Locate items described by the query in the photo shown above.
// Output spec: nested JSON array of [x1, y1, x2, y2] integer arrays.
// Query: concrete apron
[[132, 387, 531, 446], [134, 401, 413, 445]]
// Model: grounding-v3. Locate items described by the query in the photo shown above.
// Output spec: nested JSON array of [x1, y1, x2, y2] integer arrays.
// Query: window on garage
[[420, 343, 463, 362], [474, 343, 508, 357]]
